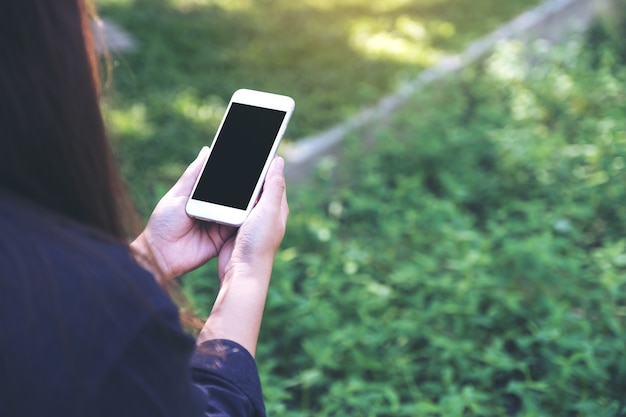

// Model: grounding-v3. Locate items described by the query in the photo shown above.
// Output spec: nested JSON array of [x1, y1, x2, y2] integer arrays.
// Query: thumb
[[261, 157, 286, 202], [170, 146, 210, 198], [256, 157, 289, 223]]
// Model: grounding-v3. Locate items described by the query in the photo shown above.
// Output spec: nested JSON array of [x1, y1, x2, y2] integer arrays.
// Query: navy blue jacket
[[0, 189, 265, 417]]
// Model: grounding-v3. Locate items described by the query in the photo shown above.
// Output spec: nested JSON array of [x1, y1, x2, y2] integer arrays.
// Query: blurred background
[[96, 0, 626, 415]]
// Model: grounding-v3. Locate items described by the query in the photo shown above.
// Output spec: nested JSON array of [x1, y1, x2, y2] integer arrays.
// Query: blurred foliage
[[95, 0, 540, 213], [192, 5, 626, 416], [101, 0, 626, 415]]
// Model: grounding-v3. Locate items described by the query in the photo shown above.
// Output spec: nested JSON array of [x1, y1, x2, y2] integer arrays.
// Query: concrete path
[[95, 0, 614, 182], [281, 0, 614, 183]]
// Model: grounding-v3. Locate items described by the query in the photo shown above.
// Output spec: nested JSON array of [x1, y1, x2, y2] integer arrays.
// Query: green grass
[[182, 6, 626, 415], [96, 0, 541, 212], [95, 0, 626, 414], [253, 12, 626, 415]]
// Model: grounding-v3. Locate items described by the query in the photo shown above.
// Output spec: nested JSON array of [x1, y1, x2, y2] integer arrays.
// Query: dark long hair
[[0, 0, 135, 240], [0, 1, 205, 333]]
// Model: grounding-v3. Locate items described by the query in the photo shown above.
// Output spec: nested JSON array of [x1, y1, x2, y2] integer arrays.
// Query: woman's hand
[[216, 155, 290, 282], [131, 147, 237, 283], [198, 156, 289, 356], [133, 147, 289, 356]]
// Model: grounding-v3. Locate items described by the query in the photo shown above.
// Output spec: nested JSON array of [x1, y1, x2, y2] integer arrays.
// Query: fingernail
[[198, 146, 209, 158], [274, 156, 285, 171]]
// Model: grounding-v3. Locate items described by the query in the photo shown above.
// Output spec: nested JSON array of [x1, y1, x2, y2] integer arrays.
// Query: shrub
[[251, 8, 626, 416], [97, 0, 541, 214]]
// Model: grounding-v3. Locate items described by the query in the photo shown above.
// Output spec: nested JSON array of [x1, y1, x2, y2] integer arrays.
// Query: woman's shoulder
[[2, 189, 150, 286], [0, 188, 190, 415], [0, 186, 175, 321], [0, 188, 127, 264]]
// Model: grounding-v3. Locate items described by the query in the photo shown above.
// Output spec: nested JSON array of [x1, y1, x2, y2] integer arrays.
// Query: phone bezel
[[185, 89, 294, 226]]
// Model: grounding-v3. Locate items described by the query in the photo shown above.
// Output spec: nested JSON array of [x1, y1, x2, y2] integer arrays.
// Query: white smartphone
[[185, 89, 295, 226]]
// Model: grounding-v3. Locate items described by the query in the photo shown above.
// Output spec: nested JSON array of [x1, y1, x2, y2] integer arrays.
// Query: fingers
[[260, 157, 288, 217], [276, 160, 290, 224], [186, 146, 210, 186]]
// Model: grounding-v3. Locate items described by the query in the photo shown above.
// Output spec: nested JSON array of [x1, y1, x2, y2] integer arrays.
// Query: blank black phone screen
[[191, 103, 287, 209]]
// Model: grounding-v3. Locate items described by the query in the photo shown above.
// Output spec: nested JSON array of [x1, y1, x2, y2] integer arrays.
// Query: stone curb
[[282, 0, 613, 183]]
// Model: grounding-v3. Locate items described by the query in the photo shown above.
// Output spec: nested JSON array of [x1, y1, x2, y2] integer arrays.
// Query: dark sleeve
[[93, 315, 266, 417], [93, 311, 207, 417], [191, 340, 267, 417]]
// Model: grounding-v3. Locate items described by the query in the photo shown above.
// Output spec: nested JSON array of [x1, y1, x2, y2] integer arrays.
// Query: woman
[[0, 1, 287, 416]]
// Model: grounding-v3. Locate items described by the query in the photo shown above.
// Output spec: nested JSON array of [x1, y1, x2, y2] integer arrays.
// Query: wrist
[[199, 269, 272, 357], [130, 233, 169, 284], [221, 261, 273, 286]]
